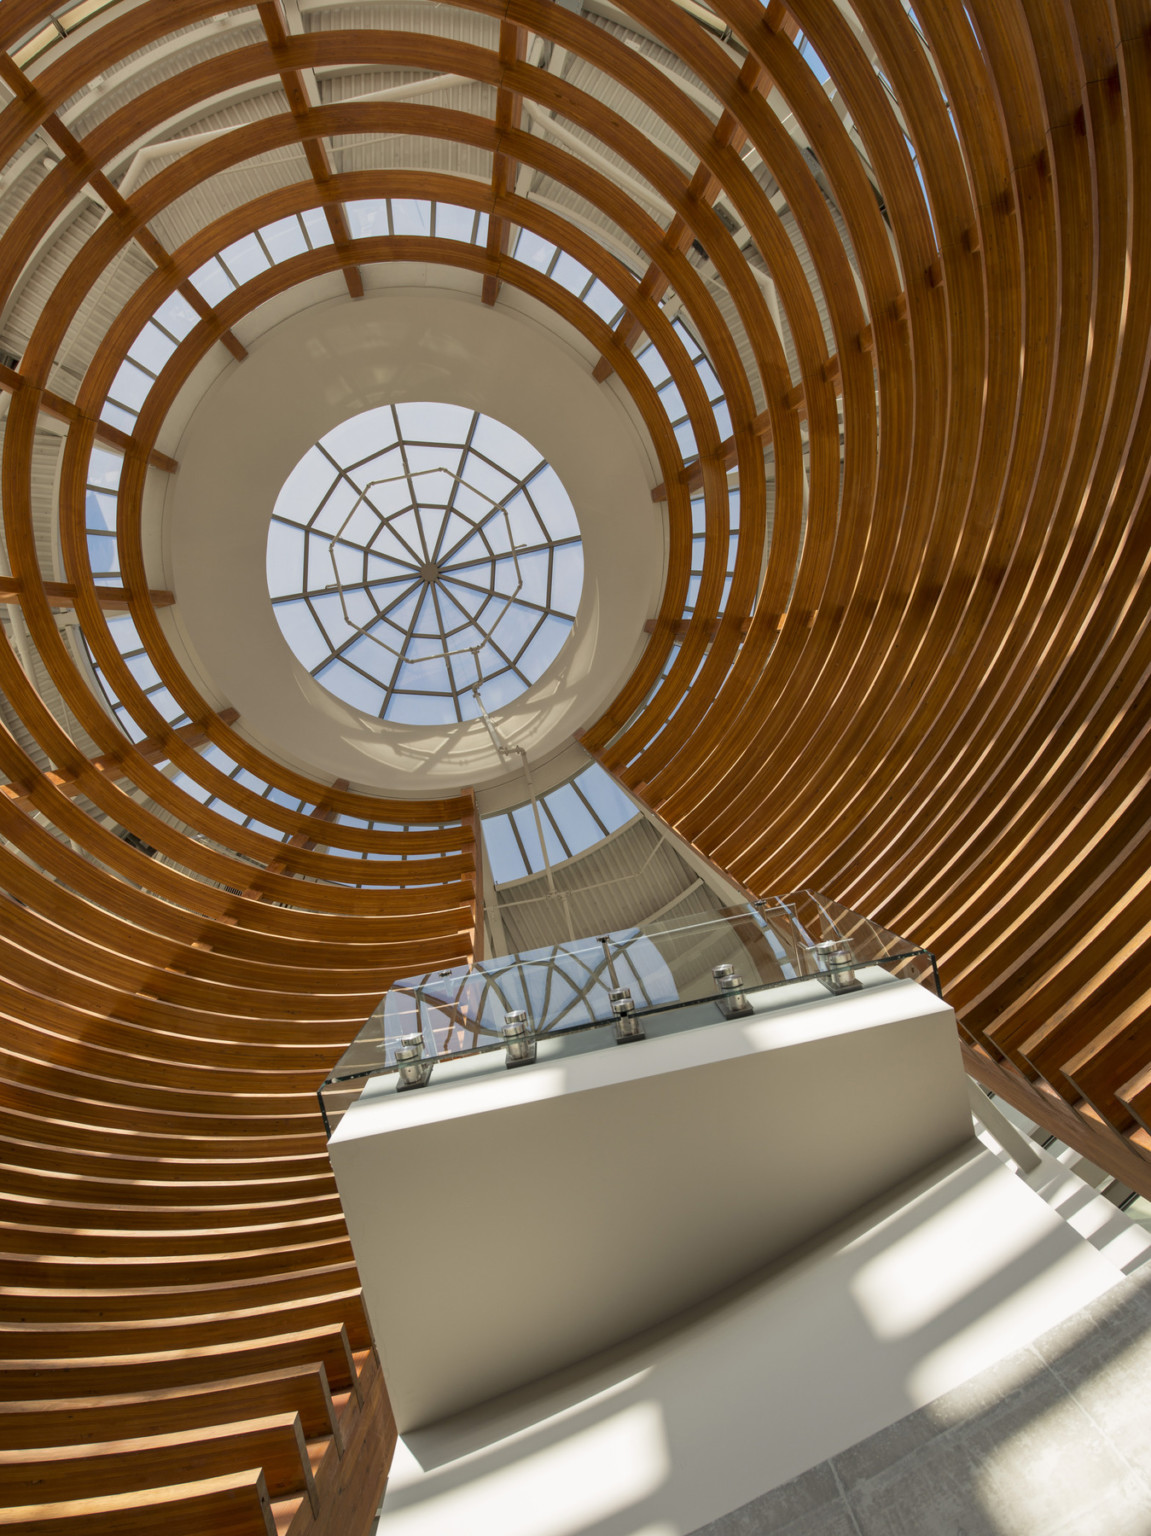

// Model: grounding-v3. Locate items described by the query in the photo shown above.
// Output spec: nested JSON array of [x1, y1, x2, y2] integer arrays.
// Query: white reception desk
[[329, 969, 975, 1432]]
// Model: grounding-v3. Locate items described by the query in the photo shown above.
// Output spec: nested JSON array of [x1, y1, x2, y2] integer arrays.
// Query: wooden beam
[[242, 778, 350, 898], [0, 66, 250, 365], [482, 21, 527, 306], [592, 49, 777, 383], [650, 394, 786, 501], [0, 362, 179, 472], [643, 616, 751, 640], [0, 709, 239, 805], [256, 1, 363, 300], [0, 578, 176, 609]]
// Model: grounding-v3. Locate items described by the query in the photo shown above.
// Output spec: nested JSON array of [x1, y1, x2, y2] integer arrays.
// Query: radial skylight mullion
[[449, 531, 556, 572], [253, 228, 277, 267], [311, 577, 420, 673], [506, 813, 534, 878], [540, 797, 573, 861], [379, 578, 434, 712], [572, 780, 610, 838], [433, 424, 475, 558], [360, 506, 424, 569], [443, 572, 552, 617]]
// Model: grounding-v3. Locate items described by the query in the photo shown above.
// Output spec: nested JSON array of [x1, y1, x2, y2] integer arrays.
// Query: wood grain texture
[[0, 0, 1149, 1528]]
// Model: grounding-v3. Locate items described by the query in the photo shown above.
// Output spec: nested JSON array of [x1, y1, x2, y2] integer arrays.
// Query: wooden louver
[[0, 0, 1149, 1531]]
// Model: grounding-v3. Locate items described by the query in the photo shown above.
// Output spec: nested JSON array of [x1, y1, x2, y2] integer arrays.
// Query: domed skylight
[[267, 403, 583, 725]]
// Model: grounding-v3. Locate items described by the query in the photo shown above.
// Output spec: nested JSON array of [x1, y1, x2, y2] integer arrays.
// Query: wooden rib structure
[[0, 0, 1148, 1528]]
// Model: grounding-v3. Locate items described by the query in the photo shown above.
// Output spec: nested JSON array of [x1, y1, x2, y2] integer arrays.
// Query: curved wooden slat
[[0, 0, 1149, 1531]]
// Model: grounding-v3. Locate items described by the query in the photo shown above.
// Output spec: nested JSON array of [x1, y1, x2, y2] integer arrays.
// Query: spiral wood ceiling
[[0, 0, 1149, 1529]]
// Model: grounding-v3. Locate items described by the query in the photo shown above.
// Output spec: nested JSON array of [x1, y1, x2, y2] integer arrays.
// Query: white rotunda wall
[[161, 283, 663, 794]]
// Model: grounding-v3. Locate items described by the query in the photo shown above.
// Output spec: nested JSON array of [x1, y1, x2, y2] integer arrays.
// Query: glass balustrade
[[317, 889, 941, 1135]]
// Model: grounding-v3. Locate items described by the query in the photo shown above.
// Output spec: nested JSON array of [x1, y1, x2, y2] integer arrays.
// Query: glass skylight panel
[[673, 417, 698, 457], [87, 532, 118, 575], [102, 310, 194, 432], [171, 770, 212, 803], [79, 460, 197, 732], [245, 818, 283, 840], [88, 448, 122, 492], [128, 322, 178, 376], [84, 449, 122, 581], [391, 199, 431, 236], [543, 782, 601, 852], [99, 399, 136, 434], [107, 359, 153, 413], [582, 279, 625, 326], [123, 651, 162, 690], [112, 703, 148, 743], [798, 33, 832, 83], [301, 207, 335, 248], [268, 404, 583, 725], [218, 232, 270, 286], [482, 814, 529, 883], [657, 378, 688, 426], [147, 687, 182, 721], [435, 203, 480, 242], [153, 291, 199, 340], [637, 341, 671, 388], [347, 200, 389, 238], [507, 803, 546, 872], [260, 215, 310, 263], [574, 763, 636, 833], [479, 763, 639, 887], [513, 229, 557, 274], [694, 357, 722, 399], [670, 316, 700, 355], [551, 251, 592, 295], [199, 742, 238, 774], [106, 613, 141, 653], [85, 489, 115, 532], [189, 256, 235, 307]]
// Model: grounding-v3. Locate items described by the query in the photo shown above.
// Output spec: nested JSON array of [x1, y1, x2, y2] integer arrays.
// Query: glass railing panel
[[317, 890, 941, 1135]]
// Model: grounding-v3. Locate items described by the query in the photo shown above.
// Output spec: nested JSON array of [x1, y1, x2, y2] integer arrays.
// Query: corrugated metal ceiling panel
[[496, 815, 724, 953]]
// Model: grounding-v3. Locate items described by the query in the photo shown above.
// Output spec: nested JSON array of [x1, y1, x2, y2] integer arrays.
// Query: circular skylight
[[266, 403, 584, 725]]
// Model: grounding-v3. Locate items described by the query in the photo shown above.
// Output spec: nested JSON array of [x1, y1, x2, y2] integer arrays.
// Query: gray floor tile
[[1048, 1321, 1151, 1485], [1031, 1269, 1151, 1368], [1044, 1472, 1151, 1536], [690, 1477, 859, 1536], [687, 1461, 841, 1535]]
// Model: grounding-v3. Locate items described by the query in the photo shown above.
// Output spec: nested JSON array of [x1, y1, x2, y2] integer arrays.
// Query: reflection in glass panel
[[317, 893, 943, 1132]]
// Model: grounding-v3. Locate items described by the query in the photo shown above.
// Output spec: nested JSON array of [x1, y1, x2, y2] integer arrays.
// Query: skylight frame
[[481, 763, 639, 885], [268, 403, 585, 727]]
